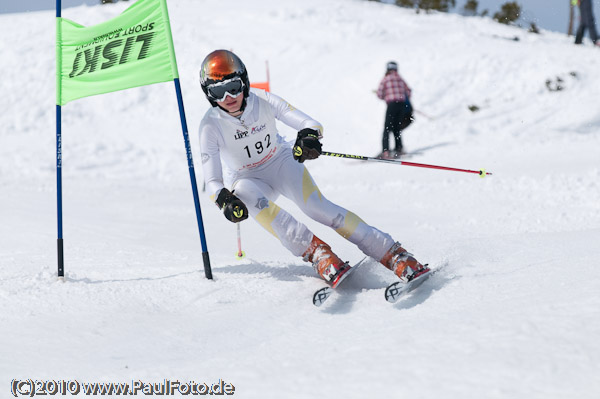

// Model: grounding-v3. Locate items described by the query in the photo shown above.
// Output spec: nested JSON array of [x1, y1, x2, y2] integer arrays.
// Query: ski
[[384, 267, 435, 303], [312, 286, 334, 307], [312, 257, 368, 307]]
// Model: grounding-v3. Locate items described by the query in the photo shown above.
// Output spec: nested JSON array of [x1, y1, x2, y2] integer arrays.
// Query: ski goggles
[[206, 77, 245, 102]]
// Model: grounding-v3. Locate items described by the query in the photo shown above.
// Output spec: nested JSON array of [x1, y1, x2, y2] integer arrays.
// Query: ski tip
[[313, 287, 332, 307], [384, 282, 403, 303], [385, 270, 433, 303]]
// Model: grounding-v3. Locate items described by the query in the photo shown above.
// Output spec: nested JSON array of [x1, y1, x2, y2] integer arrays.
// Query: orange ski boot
[[303, 235, 351, 287], [379, 242, 430, 283]]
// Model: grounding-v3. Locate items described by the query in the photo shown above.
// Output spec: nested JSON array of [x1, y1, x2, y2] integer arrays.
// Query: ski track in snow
[[1, 0, 600, 398]]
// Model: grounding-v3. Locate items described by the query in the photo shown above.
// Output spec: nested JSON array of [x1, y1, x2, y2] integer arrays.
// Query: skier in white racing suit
[[198, 50, 429, 287]]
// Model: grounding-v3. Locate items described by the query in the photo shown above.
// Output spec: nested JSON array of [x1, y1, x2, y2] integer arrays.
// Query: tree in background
[[394, 0, 455, 12], [462, 0, 478, 15], [395, 0, 416, 8], [419, 0, 456, 12], [493, 1, 521, 24]]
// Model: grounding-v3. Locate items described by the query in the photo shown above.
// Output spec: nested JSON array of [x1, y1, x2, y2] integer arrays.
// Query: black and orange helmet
[[199, 50, 250, 107]]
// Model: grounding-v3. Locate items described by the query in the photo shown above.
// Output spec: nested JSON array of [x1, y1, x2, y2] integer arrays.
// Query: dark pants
[[575, 0, 598, 44], [382, 100, 413, 153]]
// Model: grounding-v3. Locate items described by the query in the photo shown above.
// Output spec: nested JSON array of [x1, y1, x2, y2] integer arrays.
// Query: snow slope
[[1, 0, 599, 398]]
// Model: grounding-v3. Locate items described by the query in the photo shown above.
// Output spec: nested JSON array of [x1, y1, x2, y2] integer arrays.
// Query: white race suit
[[198, 89, 395, 261]]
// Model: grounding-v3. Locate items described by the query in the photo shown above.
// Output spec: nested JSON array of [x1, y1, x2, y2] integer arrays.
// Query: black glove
[[216, 188, 248, 223], [293, 128, 322, 163]]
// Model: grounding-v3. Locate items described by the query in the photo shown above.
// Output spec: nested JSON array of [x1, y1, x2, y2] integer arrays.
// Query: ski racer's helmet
[[386, 61, 398, 71], [199, 50, 250, 109]]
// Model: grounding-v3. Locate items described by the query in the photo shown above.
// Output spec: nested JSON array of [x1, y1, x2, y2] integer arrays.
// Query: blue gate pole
[[57, 106, 64, 278], [173, 78, 213, 279], [56, 0, 64, 278]]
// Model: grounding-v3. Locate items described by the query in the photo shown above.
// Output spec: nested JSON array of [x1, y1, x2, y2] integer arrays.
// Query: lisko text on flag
[[57, 0, 177, 105]]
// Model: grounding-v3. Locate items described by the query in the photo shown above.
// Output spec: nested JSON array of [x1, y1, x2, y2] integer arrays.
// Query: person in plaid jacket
[[376, 61, 413, 159]]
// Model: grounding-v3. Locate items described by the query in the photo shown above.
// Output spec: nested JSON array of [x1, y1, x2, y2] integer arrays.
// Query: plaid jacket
[[377, 71, 411, 104]]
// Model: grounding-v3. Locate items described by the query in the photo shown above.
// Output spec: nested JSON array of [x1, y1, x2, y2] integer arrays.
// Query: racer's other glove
[[293, 128, 322, 163], [216, 188, 248, 223]]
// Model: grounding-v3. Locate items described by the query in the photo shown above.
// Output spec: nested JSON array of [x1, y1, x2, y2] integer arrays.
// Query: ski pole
[[322, 151, 492, 177], [236, 223, 246, 259], [414, 109, 434, 120]]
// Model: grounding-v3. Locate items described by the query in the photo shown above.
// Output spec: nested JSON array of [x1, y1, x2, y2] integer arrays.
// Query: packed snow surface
[[1, 0, 599, 398]]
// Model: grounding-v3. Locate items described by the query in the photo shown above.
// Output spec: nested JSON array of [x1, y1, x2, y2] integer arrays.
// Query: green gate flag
[[57, 0, 178, 106]]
